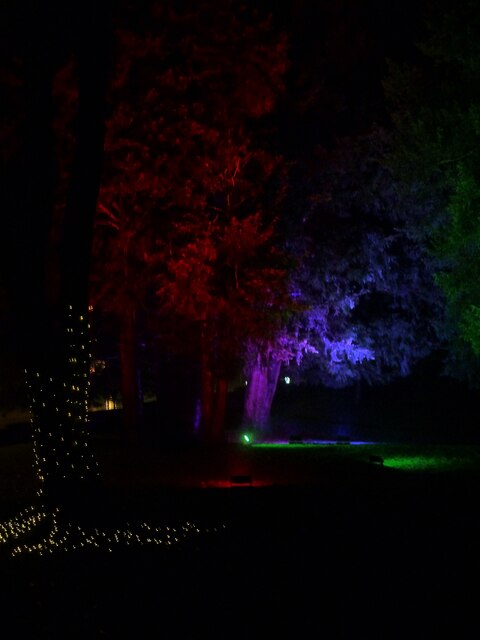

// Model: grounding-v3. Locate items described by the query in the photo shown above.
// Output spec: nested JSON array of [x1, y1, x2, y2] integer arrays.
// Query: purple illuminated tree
[[156, 208, 290, 442], [242, 128, 442, 434], [295, 131, 441, 385], [240, 0, 444, 435]]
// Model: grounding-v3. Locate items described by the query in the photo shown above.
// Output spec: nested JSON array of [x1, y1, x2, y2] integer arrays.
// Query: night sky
[[0, 0, 426, 279]]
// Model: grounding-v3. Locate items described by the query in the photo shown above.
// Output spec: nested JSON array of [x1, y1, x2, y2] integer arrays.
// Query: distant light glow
[[242, 433, 252, 444], [284, 376, 290, 384]]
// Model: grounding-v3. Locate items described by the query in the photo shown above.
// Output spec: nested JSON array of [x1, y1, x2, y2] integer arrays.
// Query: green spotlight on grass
[[384, 455, 455, 471]]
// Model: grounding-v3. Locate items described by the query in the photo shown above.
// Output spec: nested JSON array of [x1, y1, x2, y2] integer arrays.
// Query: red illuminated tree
[[155, 192, 291, 443], [89, 0, 290, 443]]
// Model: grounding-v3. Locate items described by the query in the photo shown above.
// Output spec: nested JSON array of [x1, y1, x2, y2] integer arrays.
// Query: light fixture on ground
[[230, 475, 253, 487]]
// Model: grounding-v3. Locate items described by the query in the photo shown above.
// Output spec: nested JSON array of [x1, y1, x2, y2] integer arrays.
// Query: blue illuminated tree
[[241, 1, 443, 434], [296, 131, 441, 384], [243, 128, 443, 434]]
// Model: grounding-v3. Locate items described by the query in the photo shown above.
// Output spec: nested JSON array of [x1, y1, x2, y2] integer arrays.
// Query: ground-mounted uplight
[[230, 474, 253, 487], [284, 376, 290, 384], [241, 432, 253, 445]]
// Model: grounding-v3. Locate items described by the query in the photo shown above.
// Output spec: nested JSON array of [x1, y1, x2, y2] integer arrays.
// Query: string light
[[0, 503, 225, 556], [25, 305, 102, 490], [1, 303, 226, 557]]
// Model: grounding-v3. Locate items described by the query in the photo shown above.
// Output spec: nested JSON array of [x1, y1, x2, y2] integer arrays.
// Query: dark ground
[[0, 435, 479, 638], [1, 371, 480, 637]]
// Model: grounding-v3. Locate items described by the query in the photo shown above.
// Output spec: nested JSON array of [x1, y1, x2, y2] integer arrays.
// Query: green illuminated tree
[[384, 0, 480, 383]]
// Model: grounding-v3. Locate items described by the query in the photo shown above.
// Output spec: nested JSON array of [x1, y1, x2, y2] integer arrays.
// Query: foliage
[[156, 209, 290, 367], [384, 0, 480, 384], [434, 167, 480, 359], [83, 1, 292, 438], [282, 128, 442, 387]]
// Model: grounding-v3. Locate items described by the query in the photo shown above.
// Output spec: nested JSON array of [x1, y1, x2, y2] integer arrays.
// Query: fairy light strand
[[0, 503, 225, 557], [1, 304, 226, 557]]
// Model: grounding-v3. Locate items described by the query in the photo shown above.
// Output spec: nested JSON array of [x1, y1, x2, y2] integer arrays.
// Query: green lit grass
[[382, 454, 467, 471], [252, 442, 480, 473], [1, 440, 480, 513]]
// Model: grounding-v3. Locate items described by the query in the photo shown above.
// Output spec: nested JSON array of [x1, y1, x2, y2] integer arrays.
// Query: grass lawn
[[0, 437, 479, 637]]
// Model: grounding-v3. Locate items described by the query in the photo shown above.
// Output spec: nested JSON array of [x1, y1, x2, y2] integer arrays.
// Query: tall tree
[[156, 200, 291, 443], [384, 0, 480, 384], [0, 2, 225, 555], [242, 128, 443, 435], [0, 2, 113, 510], [295, 130, 441, 385], [86, 0, 290, 443]]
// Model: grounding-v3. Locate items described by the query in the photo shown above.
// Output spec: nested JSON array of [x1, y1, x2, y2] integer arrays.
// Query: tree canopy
[[384, 0, 480, 384]]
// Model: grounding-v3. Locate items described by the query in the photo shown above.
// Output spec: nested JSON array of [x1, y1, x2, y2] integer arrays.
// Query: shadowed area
[[0, 439, 479, 636]]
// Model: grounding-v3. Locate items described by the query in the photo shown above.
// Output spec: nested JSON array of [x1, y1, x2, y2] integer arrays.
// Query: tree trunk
[[27, 306, 101, 509], [119, 304, 143, 444], [8, 4, 113, 510], [198, 324, 230, 444], [199, 323, 214, 439], [210, 376, 229, 444], [243, 352, 281, 435]]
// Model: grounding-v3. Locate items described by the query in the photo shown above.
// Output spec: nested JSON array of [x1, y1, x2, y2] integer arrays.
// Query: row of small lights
[[0, 505, 223, 556], [27, 306, 100, 489]]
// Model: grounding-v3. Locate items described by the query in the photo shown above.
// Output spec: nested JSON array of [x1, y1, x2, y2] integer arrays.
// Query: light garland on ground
[[0, 504, 225, 557]]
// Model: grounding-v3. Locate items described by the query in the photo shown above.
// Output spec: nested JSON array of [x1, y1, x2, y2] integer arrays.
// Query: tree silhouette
[[0, 1, 222, 555], [0, 3, 114, 510], [384, 0, 480, 384], [86, 0, 290, 443]]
